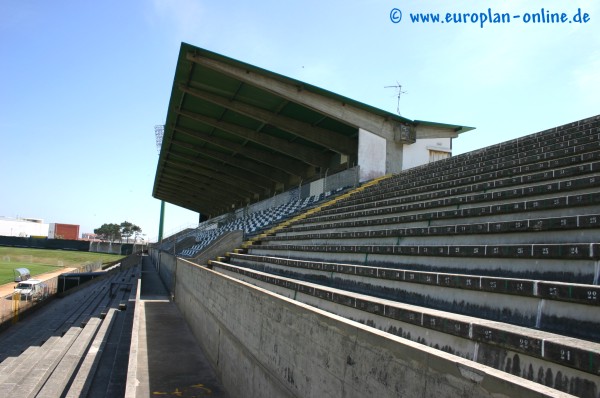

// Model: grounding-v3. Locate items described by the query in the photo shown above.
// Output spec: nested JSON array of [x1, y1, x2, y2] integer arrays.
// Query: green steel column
[[158, 200, 165, 242]]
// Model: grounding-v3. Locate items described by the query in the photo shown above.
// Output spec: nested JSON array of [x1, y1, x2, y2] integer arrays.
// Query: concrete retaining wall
[[157, 251, 177, 295], [89, 242, 142, 255], [151, 250, 572, 398]]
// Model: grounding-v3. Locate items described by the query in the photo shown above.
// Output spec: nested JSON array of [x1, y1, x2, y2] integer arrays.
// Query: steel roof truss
[[179, 84, 356, 154]]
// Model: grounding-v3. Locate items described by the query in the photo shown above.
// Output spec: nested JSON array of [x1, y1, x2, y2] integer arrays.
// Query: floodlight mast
[[154, 125, 165, 154], [154, 125, 166, 242]]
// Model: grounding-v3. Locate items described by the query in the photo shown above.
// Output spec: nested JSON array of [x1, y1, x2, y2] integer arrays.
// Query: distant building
[[0, 217, 49, 237], [48, 223, 80, 240], [81, 232, 99, 241]]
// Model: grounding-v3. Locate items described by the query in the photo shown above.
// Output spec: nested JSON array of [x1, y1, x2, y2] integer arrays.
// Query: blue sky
[[1, 0, 598, 242]]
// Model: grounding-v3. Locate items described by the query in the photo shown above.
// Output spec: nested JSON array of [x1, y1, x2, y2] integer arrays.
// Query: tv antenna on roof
[[384, 82, 407, 115]]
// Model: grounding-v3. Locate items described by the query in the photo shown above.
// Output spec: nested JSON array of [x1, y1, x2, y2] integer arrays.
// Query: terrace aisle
[[127, 256, 228, 398]]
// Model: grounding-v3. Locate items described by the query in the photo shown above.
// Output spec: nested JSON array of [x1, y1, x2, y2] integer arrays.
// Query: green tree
[[132, 225, 143, 243], [95, 222, 142, 243], [120, 221, 142, 243], [94, 223, 121, 242]]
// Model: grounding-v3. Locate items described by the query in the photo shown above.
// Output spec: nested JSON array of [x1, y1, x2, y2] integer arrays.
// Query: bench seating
[[210, 260, 600, 384], [178, 189, 348, 258], [227, 252, 600, 340], [0, 261, 139, 398], [204, 115, 600, 397]]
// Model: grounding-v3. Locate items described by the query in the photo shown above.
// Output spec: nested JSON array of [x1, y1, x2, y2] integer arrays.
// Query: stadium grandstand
[[0, 41, 597, 398], [150, 113, 600, 397], [147, 44, 600, 398]]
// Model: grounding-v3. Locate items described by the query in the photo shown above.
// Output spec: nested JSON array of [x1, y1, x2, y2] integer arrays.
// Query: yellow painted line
[[12, 292, 20, 324], [220, 175, 395, 270]]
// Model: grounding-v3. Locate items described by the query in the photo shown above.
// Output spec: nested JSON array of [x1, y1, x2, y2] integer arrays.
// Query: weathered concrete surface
[[126, 256, 228, 398], [228, 255, 600, 341], [66, 309, 117, 397], [156, 251, 177, 296], [171, 256, 574, 398], [212, 262, 600, 397]]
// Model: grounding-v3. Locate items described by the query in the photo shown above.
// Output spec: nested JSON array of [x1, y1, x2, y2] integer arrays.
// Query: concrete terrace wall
[[89, 241, 142, 255], [156, 251, 177, 295], [150, 251, 571, 398]]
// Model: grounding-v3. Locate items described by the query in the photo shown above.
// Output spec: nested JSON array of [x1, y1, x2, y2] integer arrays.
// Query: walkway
[[127, 256, 228, 398]]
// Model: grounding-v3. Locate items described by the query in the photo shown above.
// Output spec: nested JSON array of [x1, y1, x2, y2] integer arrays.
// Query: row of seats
[[208, 115, 600, 398], [178, 189, 347, 258], [210, 260, 599, 376], [224, 252, 600, 341], [302, 164, 600, 223], [338, 120, 598, 207], [226, 253, 600, 308], [267, 213, 600, 241]]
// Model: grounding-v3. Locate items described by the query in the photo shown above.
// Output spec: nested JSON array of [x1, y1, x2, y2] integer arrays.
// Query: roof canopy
[[153, 43, 473, 216]]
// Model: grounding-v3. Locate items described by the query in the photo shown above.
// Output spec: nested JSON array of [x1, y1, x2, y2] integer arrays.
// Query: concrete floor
[[130, 257, 229, 398]]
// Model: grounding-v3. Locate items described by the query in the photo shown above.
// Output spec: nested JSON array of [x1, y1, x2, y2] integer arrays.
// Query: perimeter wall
[[149, 249, 568, 398]]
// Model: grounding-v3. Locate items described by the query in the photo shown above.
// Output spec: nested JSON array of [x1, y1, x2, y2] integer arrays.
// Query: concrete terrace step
[[0, 326, 81, 397], [346, 143, 600, 211], [36, 316, 103, 397], [62, 309, 117, 397], [0, 336, 63, 387], [300, 171, 600, 227], [0, 342, 56, 385], [254, 242, 600, 261], [210, 260, 600, 392], [333, 124, 599, 210], [228, 253, 600, 308], [331, 150, 600, 212], [228, 252, 600, 341], [0, 259, 140, 398], [248, 243, 599, 284], [265, 213, 600, 244], [236, 176, 393, 250], [284, 191, 600, 233]]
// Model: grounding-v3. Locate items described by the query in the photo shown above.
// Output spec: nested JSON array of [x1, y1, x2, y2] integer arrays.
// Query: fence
[[0, 261, 104, 327], [0, 275, 58, 326], [0, 236, 90, 251]]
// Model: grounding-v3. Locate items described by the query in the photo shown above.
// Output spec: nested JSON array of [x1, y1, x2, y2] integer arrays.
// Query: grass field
[[0, 247, 125, 285]]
